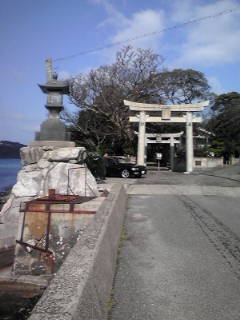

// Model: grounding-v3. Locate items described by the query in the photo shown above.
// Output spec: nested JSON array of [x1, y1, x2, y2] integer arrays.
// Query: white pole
[[144, 136, 148, 166], [137, 111, 146, 165], [186, 112, 193, 173], [170, 136, 174, 171]]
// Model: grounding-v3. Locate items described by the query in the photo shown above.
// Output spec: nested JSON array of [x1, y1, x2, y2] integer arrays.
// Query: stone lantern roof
[[38, 72, 69, 94]]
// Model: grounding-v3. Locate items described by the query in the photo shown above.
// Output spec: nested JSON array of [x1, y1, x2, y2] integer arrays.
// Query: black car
[[105, 157, 147, 178]]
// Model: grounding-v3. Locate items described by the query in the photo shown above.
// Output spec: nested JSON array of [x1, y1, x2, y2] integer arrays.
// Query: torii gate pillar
[[186, 112, 193, 173], [137, 111, 147, 165], [170, 136, 175, 171]]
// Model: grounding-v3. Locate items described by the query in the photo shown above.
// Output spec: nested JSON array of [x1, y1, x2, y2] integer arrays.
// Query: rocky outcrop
[[0, 146, 98, 251], [20, 146, 45, 165]]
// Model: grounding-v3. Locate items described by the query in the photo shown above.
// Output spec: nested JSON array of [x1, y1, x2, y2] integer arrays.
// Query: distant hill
[[0, 141, 26, 158]]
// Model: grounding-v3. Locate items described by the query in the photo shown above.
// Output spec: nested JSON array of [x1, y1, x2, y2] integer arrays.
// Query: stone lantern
[[31, 58, 75, 147]]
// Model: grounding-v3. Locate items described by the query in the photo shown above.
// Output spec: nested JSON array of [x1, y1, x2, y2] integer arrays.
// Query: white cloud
[[170, 0, 194, 23], [112, 9, 165, 51], [171, 0, 240, 66], [95, 0, 129, 28], [90, 0, 240, 68], [93, 0, 165, 58]]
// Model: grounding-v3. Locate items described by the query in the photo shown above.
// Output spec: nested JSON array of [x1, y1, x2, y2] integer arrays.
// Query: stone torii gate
[[145, 132, 184, 170], [124, 100, 209, 173]]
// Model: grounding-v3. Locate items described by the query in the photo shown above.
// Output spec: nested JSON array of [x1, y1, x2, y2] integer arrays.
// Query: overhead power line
[[53, 7, 240, 62]]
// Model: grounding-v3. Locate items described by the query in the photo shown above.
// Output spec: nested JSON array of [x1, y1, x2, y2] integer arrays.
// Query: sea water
[[0, 158, 22, 192]]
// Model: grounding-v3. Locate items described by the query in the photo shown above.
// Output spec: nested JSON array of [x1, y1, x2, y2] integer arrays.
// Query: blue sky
[[1, 0, 240, 144]]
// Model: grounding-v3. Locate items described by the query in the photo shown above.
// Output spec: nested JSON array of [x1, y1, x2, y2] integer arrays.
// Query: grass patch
[[119, 226, 127, 247], [107, 292, 117, 310]]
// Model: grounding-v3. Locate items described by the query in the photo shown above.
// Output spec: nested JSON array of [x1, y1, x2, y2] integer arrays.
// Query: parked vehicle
[[105, 157, 147, 178]]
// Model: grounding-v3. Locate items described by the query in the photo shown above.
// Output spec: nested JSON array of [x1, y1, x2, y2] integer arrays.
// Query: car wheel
[[121, 169, 130, 178]]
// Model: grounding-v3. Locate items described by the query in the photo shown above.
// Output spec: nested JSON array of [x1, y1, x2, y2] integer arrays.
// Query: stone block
[[12, 169, 43, 197], [37, 159, 51, 169], [20, 147, 44, 165], [43, 163, 98, 197], [46, 147, 86, 162], [38, 118, 67, 141], [29, 141, 75, 148]]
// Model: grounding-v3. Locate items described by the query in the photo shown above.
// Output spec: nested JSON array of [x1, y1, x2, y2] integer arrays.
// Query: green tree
[[154, 68, 212, 104], [207, 92, 240, 158]]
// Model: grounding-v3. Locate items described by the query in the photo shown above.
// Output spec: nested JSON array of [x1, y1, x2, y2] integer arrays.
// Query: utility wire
[[53, 7, 240, 62]]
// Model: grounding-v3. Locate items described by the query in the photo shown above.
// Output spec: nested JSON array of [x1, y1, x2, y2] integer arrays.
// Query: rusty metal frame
[[21, 201, 96, 214], [17, 190, 97, 253], [19, 208, 26, 243], [17, 209, 51, 253], [20, 194, 97, 215], [46, 203, 51, 250], [16, 240, 51, 253]]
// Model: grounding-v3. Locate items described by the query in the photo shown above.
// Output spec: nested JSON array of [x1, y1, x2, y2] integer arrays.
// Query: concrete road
[[111, 169, 240, 320]]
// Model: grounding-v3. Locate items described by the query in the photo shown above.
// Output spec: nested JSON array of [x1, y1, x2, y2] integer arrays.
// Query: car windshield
[[118, 158, 129, 164], [108, 157, 130, 164]]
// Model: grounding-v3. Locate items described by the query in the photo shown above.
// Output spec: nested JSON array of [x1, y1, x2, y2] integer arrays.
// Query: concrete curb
[[28, 183, 127, 320]]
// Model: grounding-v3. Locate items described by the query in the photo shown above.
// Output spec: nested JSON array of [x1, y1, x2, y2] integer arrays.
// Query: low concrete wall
[[29, 183, 127, 320], [230, 157, 240, 165], [194, 157, 223, 168]]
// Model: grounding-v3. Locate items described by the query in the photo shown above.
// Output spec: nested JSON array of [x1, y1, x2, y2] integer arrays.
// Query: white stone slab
[[46, 147, 86, 162]]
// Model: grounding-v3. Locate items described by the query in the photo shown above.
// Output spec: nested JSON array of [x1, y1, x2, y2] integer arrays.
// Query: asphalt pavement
[[110, 166, 240, 320]]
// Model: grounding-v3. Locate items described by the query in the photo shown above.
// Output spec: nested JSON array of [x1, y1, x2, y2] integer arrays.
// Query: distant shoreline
[[0, 140, 25, 159]]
